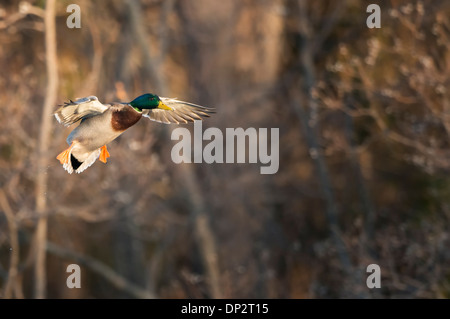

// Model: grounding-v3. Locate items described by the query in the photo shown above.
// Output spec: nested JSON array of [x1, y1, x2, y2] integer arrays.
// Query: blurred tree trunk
[[293, 0, 354, 292], [126, 0, 164, 93], [0, 190, 23, 299], [179, 165, 222, 298], [344, 110, 376, 256], [112, 206, 147, 297], [34, 0, 58, 299], [126, 0, 222, 298]]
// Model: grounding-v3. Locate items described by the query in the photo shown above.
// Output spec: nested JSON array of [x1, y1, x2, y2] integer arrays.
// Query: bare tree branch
[[34, 0, 58, 299], [46, 242, 156, 299]]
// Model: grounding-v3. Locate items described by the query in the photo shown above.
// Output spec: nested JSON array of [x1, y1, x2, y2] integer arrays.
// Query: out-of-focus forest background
[[0, 0, 449, 298]]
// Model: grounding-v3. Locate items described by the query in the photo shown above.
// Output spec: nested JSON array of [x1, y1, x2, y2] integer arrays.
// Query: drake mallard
[[54, 93, 214, 174]]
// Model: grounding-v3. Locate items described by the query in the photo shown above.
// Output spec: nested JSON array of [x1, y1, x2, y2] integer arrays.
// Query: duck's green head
[[130, 93, 171, 112]]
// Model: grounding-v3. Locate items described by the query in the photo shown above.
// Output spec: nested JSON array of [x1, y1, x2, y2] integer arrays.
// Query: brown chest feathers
[[111, 105, 142, 131]]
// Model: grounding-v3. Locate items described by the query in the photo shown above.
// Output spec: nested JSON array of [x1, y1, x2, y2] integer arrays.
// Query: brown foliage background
[[0, 0, 449, 298]]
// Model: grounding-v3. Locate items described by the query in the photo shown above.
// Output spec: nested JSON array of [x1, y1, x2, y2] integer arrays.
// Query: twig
[[0, 11, 26, 30], [0, 2, 45, 30], [18, 2, 45, 19], [46, 242, 155, 299]]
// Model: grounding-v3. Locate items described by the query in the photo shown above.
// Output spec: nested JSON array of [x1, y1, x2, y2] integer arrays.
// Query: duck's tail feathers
[[63, 149, 101, 174], [54, 96, 109, 127]]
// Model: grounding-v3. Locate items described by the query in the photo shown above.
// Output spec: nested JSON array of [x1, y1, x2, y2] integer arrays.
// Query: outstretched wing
[[54, 96, 110, 126], [142, 97, 215, 124]]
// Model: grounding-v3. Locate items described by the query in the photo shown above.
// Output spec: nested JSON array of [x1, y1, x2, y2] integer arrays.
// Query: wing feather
[[142, 97, 215, 124], [165, 112, 182, 124], [54, 96, 110, 126]]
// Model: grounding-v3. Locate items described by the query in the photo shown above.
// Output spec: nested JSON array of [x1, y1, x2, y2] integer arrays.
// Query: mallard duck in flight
[[54, 93, 214, 174]]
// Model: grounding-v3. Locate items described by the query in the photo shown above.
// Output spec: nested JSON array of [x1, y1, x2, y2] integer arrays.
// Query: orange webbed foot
[[99, 145, 110, 163], [56, 143, 74, 164]]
